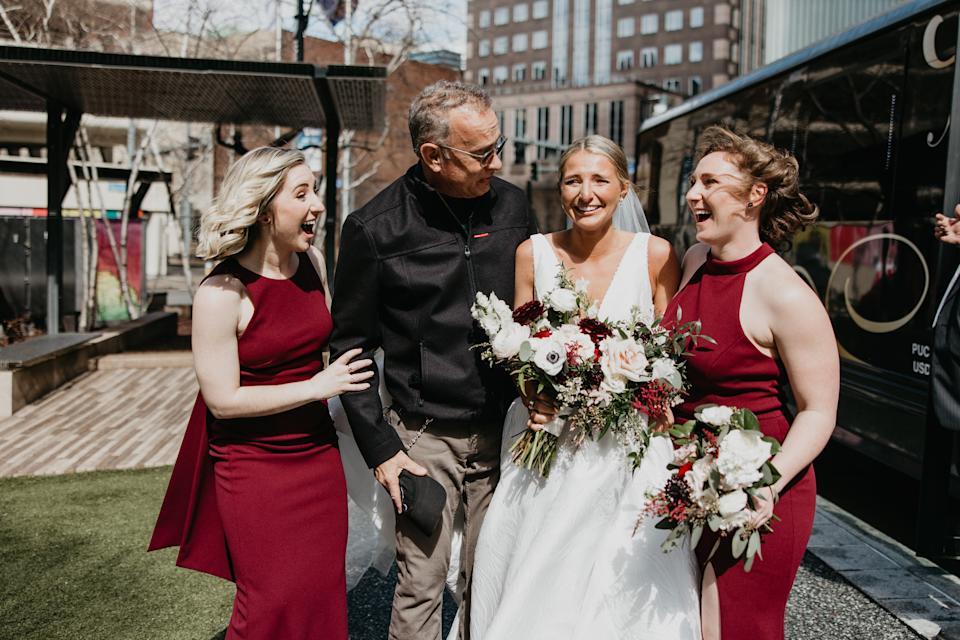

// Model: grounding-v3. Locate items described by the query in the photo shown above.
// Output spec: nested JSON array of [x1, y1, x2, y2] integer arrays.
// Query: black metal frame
[[0, 45, 386, 332]]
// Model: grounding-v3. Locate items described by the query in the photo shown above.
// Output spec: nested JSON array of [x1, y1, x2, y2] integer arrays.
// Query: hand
[[934, 204, 960, 245], [309, 348, 373, 400], [651, 406, 675, 433], [374, 450, 428, 513], [747, 485, 778, 530], [521, 381, 557, 431]]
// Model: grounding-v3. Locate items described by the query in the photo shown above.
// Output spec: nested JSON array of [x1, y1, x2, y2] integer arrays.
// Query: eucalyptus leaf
[[691, 523, 704, 548], [519, 341, 533, 362], [747, 529, 761, 558], [731, 530, 747, 559]]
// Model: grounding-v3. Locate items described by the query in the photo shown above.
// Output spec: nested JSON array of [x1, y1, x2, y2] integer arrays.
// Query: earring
[[746, 202, 754, 209]]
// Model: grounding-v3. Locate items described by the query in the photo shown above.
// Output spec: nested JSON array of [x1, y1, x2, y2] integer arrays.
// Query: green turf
[[0, 466, 233, 639]]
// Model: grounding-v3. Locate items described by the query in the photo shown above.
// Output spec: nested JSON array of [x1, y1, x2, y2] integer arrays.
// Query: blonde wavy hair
[[557, 134, 639, 196], [196, 147, 309, 260]]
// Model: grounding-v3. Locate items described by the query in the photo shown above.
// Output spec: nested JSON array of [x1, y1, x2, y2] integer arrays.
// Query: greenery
[[0, 467, 233, 639]]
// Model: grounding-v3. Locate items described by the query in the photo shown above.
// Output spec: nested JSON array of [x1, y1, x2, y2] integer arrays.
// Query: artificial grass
[[0, 466, 232, 639]]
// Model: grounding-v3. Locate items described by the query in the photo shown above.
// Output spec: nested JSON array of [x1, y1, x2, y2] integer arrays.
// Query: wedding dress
[[468, 232, 701, 640]]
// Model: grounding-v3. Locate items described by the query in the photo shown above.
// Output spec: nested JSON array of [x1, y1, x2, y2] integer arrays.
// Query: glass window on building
[[479, 68, 490, 85], [495, 7, 510, 25], [513, 63, 527, 81], [513, 33, 529, 52], [532, 0, 548, 19], [496, 110, 505, 134], [663, 77, 681, 93], [532, 30, 549, 49], [616, 50, 634, 70], [584, 102, 598, 135], [664, 43, 683, 65], [689, 76, 702, 96], [514, 108, 528, 164], [640, 13, 658, 34], [618, 0, 634, 3], [493, 66, 509, 84], [689, 41, 703, 62], [609, 100, 624, 147], [689, 7, 704, 28], [560, 105, 573, 145], [514, 3, 528, 22], [478, 10, 491, 27], [537, 106, 550, 159], [617, 17, 635, 38], [665, 9, 683, 31], [494, 36, 509, 55], [640, 46, 658, 68], [478, 39, 490, 57], [532, 60, 547, 79]]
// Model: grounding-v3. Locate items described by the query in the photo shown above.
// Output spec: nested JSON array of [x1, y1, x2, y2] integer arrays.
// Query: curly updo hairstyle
[[196, 147, 309, 261], [695, 125, 818, 243]]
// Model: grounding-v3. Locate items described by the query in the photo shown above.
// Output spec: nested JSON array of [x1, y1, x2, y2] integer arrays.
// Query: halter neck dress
[[665, 243, 816, 640], [150, 254, 348, 640]]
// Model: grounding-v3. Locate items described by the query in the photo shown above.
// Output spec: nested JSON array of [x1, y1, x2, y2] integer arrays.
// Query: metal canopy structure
[[0, 44, 387, 332]]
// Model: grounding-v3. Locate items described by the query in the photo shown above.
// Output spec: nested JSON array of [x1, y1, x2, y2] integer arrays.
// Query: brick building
[[465, 0, 741, 227]]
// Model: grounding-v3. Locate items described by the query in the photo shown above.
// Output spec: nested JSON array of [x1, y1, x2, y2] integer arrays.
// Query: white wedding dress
[[469, 233, 701, 640]]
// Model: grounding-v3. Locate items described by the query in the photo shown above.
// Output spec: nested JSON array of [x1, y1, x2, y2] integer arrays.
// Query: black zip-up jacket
[[329, 164, 538, 468]]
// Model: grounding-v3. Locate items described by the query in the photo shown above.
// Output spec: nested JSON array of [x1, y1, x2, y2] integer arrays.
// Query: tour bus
[[635, 0, 959, 546]]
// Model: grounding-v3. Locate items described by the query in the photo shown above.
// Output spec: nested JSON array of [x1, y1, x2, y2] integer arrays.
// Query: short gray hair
[[408, 80, 492, 156]]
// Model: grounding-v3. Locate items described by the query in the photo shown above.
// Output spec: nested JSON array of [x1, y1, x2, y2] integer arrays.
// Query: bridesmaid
[[665, 126, 839, 640], [149, 147, 372, 639]]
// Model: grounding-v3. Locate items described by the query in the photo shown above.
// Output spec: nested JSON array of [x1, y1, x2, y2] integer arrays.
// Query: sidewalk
[[0, 356, 955, 639]]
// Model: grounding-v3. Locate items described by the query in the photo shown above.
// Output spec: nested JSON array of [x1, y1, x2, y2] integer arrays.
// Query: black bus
[[636, 0, 959, 557]]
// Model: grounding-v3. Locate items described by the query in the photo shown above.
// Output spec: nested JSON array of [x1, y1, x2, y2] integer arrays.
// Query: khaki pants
[[387, 410, 501, 640]]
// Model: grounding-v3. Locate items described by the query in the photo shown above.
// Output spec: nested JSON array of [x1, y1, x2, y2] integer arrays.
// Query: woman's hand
[[747, 485, 778, 530], [651, 406, 674, 433], [310, 348, 374, 400], [521, 380, 557, 431]]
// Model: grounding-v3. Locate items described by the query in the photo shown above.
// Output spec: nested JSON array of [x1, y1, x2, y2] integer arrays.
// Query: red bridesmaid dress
[[149, 254, 348, 640], [665, 243, 817, 640]]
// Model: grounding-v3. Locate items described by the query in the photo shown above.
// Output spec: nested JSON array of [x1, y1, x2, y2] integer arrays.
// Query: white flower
[[716, 430, 773, 490], [491, 294, 514, 326], [699, 405, 735, 427], [530, 336, 565, 376], [574, 278, 590, 294], [585, 302, 600, 319], [717, 489, 748, 517], [555, 324, 595, 363], [543, 287, 578, 313], [673, 443, 698, 465], [684, 454, 715, 497], [600, 371, 627, 394], [650, 358, 682, 389], [491, 323, 530, 359], [599, 336, 648, 384]]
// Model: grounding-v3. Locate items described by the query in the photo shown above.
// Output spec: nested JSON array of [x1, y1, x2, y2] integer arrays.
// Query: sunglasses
[[436, 135, 507, 167]]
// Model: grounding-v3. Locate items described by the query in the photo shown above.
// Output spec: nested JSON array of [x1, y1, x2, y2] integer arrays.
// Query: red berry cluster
[[632, 379, 674, 419]]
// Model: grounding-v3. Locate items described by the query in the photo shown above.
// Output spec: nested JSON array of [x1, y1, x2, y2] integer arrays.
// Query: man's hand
[[935, 204, 960, 245], [374, 450, 428, 513]]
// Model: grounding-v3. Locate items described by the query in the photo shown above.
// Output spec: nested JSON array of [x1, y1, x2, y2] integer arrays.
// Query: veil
[[612, 188, 650, 233]]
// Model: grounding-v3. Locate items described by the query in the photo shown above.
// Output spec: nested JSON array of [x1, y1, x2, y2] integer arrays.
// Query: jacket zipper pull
[[464, 243, 472, 259]]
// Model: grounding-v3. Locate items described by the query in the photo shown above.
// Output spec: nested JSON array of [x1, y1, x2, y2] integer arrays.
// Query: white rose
[[673, 443, 698, 465], [699, 405, 735, 427], [599, 336, 648, 383], [650, 358, 682, 389], [530, 336, 565, 376], [556, 324, 595, 363], [600, 371, 627, 394], [544, 287, 578, 313], [717, 489, 748, 517], [684, 454, 715, 497], [491, 323, 530, 359], [716, 430, 773, 490]]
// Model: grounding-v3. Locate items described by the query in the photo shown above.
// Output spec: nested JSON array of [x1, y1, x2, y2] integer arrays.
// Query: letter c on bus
[[924, 15, 956, 69]]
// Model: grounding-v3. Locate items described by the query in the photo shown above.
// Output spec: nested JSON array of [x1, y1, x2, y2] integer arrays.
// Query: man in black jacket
[[330, 81, 537, 639]]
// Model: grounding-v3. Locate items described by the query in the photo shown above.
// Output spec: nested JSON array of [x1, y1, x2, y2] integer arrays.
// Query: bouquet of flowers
[[471, 271, 710, 477], [643, 404, 782, 572]]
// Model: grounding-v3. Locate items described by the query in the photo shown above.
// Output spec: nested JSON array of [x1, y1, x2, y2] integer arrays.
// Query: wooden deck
[[0, 363, 196, 477]]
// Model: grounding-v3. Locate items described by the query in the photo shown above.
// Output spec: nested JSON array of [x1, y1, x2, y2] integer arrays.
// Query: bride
[[468, 135, 701, 639]]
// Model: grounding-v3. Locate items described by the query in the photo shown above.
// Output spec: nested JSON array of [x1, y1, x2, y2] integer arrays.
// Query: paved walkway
[[0, 356, 195, 477]]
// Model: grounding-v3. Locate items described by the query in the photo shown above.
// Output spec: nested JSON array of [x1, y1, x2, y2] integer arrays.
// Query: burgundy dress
[[665, 243, 816, 640], [149, 254, 348, 640]]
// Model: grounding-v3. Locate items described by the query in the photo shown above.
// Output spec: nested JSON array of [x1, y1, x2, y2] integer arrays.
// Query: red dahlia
[[513, 300, 546, 325], [579, 317, 613, 343]]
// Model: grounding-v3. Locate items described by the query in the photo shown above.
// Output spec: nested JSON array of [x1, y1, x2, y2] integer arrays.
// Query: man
[[330, 81, 537, 639]]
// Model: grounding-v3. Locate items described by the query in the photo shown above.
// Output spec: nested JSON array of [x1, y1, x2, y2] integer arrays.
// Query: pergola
[[0, 44, 386, 333]]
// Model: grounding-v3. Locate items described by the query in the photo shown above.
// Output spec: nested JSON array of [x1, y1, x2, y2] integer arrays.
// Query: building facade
[[465, 0, 741, 225], [739, 0, 909, 73]]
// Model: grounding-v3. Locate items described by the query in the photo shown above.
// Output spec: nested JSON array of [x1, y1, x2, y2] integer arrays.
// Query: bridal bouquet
[[471, 272, 710, 478], [643, 404, 782, 572]]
